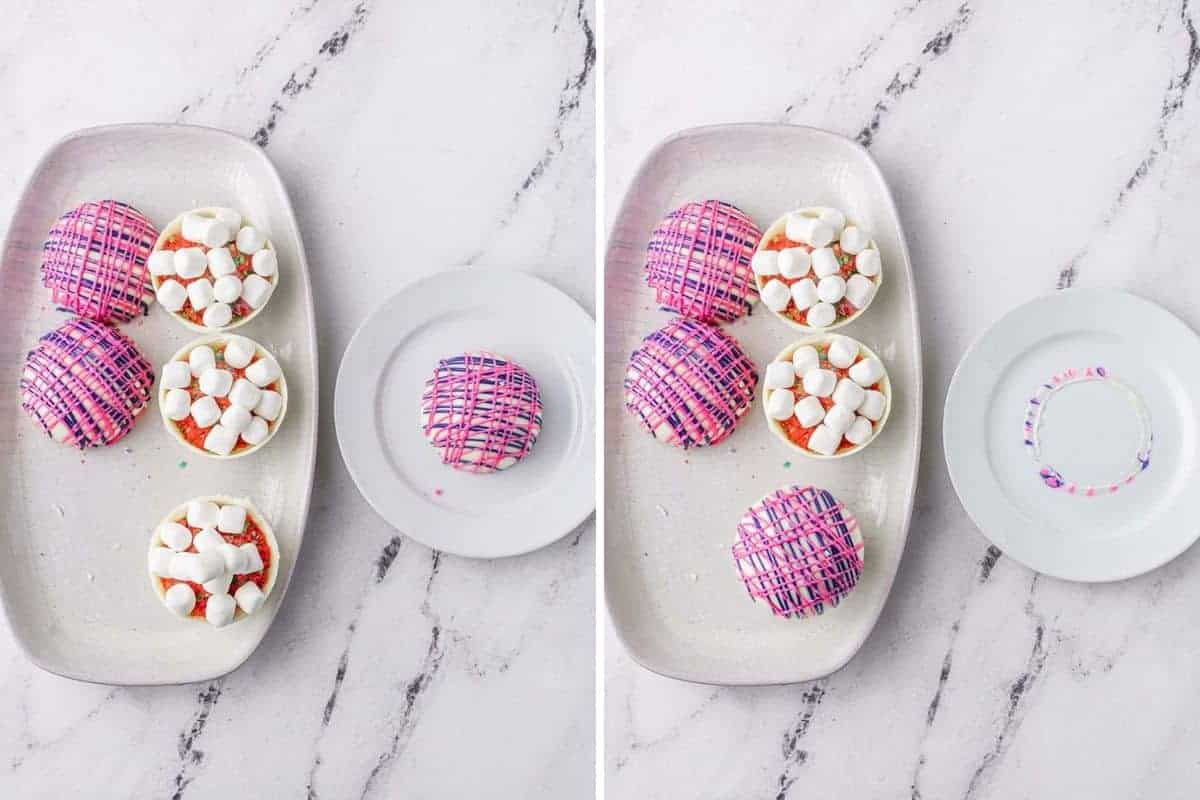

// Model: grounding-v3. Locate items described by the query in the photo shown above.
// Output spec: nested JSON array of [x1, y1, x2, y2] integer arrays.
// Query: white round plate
[[945, 289, 1200, 581], [334, 268, 595, 558]]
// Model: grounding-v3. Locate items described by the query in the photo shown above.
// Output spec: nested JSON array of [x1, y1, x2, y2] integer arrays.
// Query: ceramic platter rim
[[333, 267, 596, 559], [944, 288, 1200, 582], [0, 123, 318, 685], [604, 122, 923, 685]]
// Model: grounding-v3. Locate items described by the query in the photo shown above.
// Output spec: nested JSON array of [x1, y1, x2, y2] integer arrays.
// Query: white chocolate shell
[[763, 335, 893, 460], [147, 494, 281, 625], [158, 334, 288, 460], [755, 207, 882, 333], [150, 207, 278, 332]]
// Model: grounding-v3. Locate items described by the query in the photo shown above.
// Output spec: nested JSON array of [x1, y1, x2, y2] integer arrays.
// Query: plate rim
[[0, 122, 319, 685], [604, 121, 925, 685], [943, 287, 1200, 583], [333, 266, 596, 559]]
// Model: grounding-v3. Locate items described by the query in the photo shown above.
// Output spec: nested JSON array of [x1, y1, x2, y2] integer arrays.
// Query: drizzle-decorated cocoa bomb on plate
[[732, 485, 864, 618], [762, 334, 891, 458], [40, 200, 158, 324], [159, 335, 287, 458], [644, 200, 762, 323], [147, 496, 279, 628], [420, 352, 543, 473], [625, 317, 758, 449], [150, 207, 278, 331], [21, 318, 154, 448], [753, 207, 882, 331]]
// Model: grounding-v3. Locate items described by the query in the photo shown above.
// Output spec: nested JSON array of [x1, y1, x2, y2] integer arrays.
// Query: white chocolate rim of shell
[[756, 208, 882, 333], [158, 334, 289, 460], [763, 335, 893, 460], [147, 494, 281, 623], [151, 207, 278, 333]]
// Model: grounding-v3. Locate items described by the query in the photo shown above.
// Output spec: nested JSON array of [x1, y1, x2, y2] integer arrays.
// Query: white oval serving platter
[[0, 124, 318, 685], [605, 123, 923, 685], [944, 288, 1200, 582], [334, 268, 595, 559]]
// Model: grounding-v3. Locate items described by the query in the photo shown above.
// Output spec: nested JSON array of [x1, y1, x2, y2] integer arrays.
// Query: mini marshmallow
[[790, 278, 819, 310], [189, 345, 216, 377], [229, 378, 262, 409], [161, 361, 193, 390], [213, 274, 242, 304], [827, 336, 859, 369], [190, 549, 226, 584], [236, 226, 267, 254], [181, 212, 212, 243], [849, 357, 885, 388], [818, 207, 846, 235], [218, 542, 249, 574], [778, 247, 812, 279], [186, 278, 215, 311], [193, 528, 226, 552], [764, 361, 796, 391], [252, 248, 277, 277], [241, 274, 274, 310], [802, 368, 837, 397], [187, 500, 220, 529], [807, 423, 842, 456], [156, 280, 187, 312], [794, 395, 826, 427], [164, 583, 196, 617], [148, 250, 176, 276], [817, 275, 846, 304], [824, 404, 855, 436], [785, 213, 834, 248], [751, 250, 779, 276], [173, 247, 208, 279], [163, 388, 192, 421], [845, 416, 874, 446], [760, 279, 791, 312], [845, 274, 876, 309], [811, 247, 841, 279], [218, 504, 247, 534], [148, 547, 174, 577], [254, 390, 283, 421], [203, 302, 233, 329], [840, 226, 870, 254], [792, 345, 820, 374], [859, 390, 886, 421], [200, 221, 232, 249], [832, 378, 866, 411], [238, 542, 264, 574], [222, 336, 256, 369], [207, 247, 238, 277], [766, 388, 796, 421], [235, 582, 265, 615], [203, 573, 232, 597], [806, 302, 836, 328], [205, 592, 237, 628], [221, 404, 252, 434], [213, 207, 242, 232], [855, 247, 881, 277], [167, 552, 195, 581], [199, 368, 233, 398], [191, 395, 221, 428], [158, 521, 192, 551], [203, 423, 239, 456], [242, 416, 270, 445]]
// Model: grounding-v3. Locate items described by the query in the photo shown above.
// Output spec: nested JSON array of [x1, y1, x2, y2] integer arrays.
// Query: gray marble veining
[[0, 1, 594, 797]]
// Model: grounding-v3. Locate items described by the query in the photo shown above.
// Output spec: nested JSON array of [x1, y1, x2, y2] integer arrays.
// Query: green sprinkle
[[783, 461, 792, 468], [178, 461, 187, 469]]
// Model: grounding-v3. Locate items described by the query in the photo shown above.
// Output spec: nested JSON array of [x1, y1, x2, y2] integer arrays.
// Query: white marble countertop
[[0, 1, 595, 797], [606, 0, 1200, 797]]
